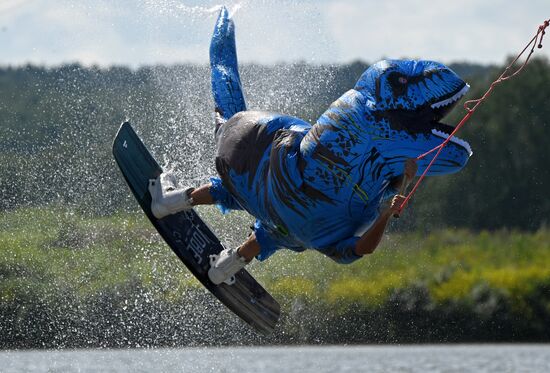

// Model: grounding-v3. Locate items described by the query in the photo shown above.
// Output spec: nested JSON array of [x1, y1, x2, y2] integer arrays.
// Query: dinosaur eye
[[398, 76, 408, 84]]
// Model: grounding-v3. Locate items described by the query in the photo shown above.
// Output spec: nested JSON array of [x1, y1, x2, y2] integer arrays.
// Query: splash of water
[[0, 0, 340, 349]]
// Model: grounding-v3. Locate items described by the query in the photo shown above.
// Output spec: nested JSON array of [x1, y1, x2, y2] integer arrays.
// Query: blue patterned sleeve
[[253, 220, 281, 261], [317, 236, 363, 264], [208, 177, 243, 213]]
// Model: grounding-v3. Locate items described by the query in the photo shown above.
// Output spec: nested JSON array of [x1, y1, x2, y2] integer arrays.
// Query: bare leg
[[191, 183, 260, 259], [189, 183, 261, 283], [191, 184, 260, 261], [190, 183, 215, 206], [237, 233, 261, 262], [207, 232, 261, 284]]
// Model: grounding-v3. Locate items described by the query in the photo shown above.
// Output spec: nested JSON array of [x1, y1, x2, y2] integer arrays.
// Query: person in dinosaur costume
[[148, 7, 473, 285]]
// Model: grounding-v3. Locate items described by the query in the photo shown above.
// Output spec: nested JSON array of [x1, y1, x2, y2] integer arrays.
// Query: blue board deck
[[112, 121, 280, 335]]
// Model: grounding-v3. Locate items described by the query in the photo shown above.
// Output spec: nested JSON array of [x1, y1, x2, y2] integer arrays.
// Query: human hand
[[387, 194, 407, 218]]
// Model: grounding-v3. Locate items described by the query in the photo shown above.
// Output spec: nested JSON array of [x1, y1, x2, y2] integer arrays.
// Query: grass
[[1, 206, 549, 310], [253, 227, 550, 311]]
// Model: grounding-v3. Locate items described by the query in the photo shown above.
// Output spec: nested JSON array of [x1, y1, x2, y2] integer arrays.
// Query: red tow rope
[[398, 18, 550, 214]]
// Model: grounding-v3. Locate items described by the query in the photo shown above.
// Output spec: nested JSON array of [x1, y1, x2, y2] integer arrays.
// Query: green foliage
[[3, 207, 549, 347], [1, 59, 549, 346], [413, 57, 550, 231], [0, 60, 548, 230]]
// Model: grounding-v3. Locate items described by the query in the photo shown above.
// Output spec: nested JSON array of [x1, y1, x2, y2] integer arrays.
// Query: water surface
[[1, 344, 549, 373]]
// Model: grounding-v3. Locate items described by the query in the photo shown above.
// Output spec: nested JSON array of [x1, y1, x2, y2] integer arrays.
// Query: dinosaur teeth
[[432, 128, 473, 156], [430, 84, 470, 109]]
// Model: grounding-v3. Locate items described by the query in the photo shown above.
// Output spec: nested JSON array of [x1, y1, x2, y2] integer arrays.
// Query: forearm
[[353, 159, 416, 257], [354, 210, 393, 256]]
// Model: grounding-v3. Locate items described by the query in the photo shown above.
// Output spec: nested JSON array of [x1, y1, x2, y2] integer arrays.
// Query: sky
[[1, 0, 549, 67]]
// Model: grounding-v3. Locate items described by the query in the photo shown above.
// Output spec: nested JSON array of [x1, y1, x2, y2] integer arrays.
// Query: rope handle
[[396, 18, 550, 216]]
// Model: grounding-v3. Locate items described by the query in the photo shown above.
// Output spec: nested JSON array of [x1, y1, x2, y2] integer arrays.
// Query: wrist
[[380, 208, 393, 220]]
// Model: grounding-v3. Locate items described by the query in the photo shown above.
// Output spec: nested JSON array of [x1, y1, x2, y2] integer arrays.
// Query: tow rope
[[398, 18, 550, 214]]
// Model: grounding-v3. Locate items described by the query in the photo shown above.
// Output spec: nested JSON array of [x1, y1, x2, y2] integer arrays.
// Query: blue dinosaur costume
[[207, 7, 472, 264]]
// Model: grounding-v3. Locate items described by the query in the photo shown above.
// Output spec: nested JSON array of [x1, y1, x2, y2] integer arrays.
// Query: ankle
[[190, 184, 215, 205], [236, 246, 256, 262]]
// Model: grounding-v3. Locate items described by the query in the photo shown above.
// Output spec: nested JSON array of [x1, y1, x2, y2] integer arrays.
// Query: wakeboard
[[112, 121, 280, 335]]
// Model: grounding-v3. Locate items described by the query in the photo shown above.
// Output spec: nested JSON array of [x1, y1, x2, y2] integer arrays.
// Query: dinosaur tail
[[210, 6, 246, 127]]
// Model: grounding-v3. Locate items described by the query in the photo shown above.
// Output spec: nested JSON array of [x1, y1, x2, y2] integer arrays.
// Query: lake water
[[1, 345, 549, 373]]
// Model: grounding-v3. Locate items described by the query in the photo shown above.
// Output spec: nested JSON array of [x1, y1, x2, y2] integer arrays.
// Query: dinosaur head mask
[[355, 59, 472, 176]]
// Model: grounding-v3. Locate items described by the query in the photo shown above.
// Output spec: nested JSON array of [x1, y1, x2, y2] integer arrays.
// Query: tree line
[[0, 59, 548, 230]]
